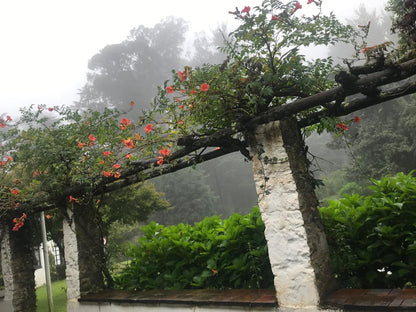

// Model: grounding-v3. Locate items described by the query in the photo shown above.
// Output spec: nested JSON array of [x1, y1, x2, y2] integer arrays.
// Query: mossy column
[[63, 201, 105, 312], [0, 215, 36, 312], [249, 119, 336, 310]]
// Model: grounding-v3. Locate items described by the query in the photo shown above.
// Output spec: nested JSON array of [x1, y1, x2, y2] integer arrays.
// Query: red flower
[[157, 156, 164, 166], [271, 15, 280, 21], [178, 105, 184, 110], [114, 171, 121, 179], [89, 134, 97, 142], [135, 133, 141, 140], [166, 86, 175, 94], [46, 215, 52, 220], [353, 116, 361, 123], [78, 141, 84, 149], [6, 156, 13, 161], [6, 116, 12, 121], [122, 138, 134, 149], [22, 213, 27, 219], [103, 171, 113, 177], [200, 83, 210, 92], [177, 71, 186, 82], [69, 195, 78, 203], [12, 222, 24, 231], [100, 160, 105, 165], [241, 6, 250, 13], [129, 101, 135, 106], [159, 148, 171, 157], [125, 154, 132, 159], [191, 89, 198, 95], [144, 124, 154, 133], [294, 1, 302, 11], [10, 189, 19, 195], [336, 122, 349, 131], [48, 107, 53, 112], [307, 0, 314, 3], [102, 151, 112, 156], [113, 163, 120, 169], [120, 118, 131, 130], [177, 120, 183, 125]]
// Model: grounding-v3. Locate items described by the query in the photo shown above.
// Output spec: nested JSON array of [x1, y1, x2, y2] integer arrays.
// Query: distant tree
[[99, 182, 171, 264], [388, 0, 416, 52], [340, 96, 416, 182], [189, 25, 229, 66], [324, 2, 416, 187], [199, 153, 258, 217], [77, 17, 188, 113], [149, 168, 219, 225], [328, 4, 397, 63], [99, 182, 171, 227]]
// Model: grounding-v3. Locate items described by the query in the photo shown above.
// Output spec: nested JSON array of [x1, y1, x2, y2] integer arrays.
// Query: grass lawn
[[36, 279, 67, 312]]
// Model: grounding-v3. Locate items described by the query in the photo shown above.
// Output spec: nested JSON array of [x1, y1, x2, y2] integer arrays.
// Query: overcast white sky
[[0, 0, 387, 117]]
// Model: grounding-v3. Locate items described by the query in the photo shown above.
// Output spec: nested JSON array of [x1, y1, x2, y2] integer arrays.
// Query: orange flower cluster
[[120, 118, 131, 130], [78, 134, 98, 149], [157, 147, 171, 166], [362, 45, 378, 54], [0, 115, 12, 128], [336, 122, 349, 131], [144, 124, 154, 134], [10, 188, 19, 195], [0, 156, 13, 167], [12, 213, 26, 231], [69, 195, 78, 203]]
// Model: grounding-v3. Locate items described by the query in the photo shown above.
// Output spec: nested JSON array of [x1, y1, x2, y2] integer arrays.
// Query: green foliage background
[[114, 207, 273, 290], [320, 172, 416, 288]]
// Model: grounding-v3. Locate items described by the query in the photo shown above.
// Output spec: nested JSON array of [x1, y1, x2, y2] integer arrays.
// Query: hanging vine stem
[[341, 132, 367, 178]]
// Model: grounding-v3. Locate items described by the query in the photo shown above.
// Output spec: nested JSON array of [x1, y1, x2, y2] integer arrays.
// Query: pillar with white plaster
[[250, 120, 336, 309]]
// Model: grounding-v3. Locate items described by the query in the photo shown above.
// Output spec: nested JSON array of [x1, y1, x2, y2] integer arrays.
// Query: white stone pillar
[[250, 120, 335, 310], [1, 226, 15, 312], [0, 218, 36, 312], [63, 208, 81, 312]]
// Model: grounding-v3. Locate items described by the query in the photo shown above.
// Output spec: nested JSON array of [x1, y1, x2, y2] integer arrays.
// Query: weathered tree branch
[[8, 58, 416, 213]]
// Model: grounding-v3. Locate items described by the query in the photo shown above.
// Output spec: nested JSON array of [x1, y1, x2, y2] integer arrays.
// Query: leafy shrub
[[320, 172, 416, 288], [114, 207, 273, 290]]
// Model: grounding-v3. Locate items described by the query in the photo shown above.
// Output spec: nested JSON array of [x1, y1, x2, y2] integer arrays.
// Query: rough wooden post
[[249, 119, 336, 310], [63, 201, 105, 312], [0, 216, 36, 312]]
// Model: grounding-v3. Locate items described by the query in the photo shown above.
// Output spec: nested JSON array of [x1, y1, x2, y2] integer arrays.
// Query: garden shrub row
[[320, 172, 416, 288], [115, 172, 416, 290], [114, 207, 274, 290]]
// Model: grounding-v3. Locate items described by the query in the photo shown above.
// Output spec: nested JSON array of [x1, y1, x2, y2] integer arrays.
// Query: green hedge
[[114, 207, 274, 290], [115, 172, 416, 290], [320, 172, 416, 288]]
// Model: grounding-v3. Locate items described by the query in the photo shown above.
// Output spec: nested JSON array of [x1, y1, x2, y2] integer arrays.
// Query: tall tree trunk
[[0, 215, 36, 312], [249, 118, 336, 309]]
